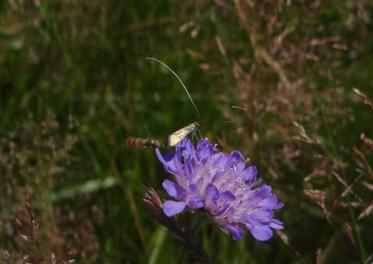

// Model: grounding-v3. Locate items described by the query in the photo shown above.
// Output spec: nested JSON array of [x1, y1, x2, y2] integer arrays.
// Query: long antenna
[[145, 57, 200, 118]]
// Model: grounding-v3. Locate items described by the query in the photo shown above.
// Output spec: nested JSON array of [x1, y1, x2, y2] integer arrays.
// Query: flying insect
[[123, 137, 162, 148]]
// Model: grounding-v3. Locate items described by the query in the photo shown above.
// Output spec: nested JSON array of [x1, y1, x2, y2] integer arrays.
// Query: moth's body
[[123, 137, 162, 149], [165, 122, 199, 147]]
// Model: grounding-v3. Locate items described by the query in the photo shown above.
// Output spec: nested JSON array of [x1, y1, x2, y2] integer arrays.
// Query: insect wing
[[166, 122, 199, 147]]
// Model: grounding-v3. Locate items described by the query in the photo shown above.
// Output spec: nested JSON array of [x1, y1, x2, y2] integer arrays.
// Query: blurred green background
[[0, 0, 372, 263]]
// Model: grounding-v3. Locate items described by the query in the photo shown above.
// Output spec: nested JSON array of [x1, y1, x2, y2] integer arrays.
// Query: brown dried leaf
[[316, 248, 322, 264], [361, 133, 373, 151], [353, 88, 373, 109], [361, 181, 373, 191], [344, 223, 357, 249], [304, 189, 330, 220], [358, 201, 373, 220]]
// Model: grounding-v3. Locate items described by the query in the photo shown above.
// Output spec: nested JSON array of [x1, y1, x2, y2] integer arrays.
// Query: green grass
[[0, 1, 372, 263]]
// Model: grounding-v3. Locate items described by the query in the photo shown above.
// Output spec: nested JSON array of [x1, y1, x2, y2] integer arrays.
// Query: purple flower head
[[155, 138, 284, 241]]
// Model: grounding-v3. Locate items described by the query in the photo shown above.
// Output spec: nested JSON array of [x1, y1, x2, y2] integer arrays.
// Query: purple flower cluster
[[155, 138, 284, 241]]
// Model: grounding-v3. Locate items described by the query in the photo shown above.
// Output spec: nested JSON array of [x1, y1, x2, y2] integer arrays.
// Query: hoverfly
[[123, 137, 162, 149]]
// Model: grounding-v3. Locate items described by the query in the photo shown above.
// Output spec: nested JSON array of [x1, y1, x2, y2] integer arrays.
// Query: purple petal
[[163, 201, 186, 217], [270, 219, 284, 230], [211, 171, 224, 183], [205, 183, 219, 205], [187, 198, 204, 209], [251, 210, 274, 223], [162, 180, 178, 198], [228, 151, 244, 166], [162, 180, 186, 200], [249, 226, 273, 241], [239, 166, 257, 181], [259, 195, 278, 207], [195, 177, 204, 187], [155, 148, 174, 163], [209, 153, 226, 167], [255, 185, 272, 198], [231, 151, 244, 160], [178, 138, 195, 159], [219, 191, 236, 202], [155, 148, 180, 175], [197, 138, 215, 163], [188, 184, 200, 196], [259, 195, 284, 209], [216, 206, 235, 217], [184, 158, 196, 180], [187, 184, 204, 208], [225, 224, 244, 240]]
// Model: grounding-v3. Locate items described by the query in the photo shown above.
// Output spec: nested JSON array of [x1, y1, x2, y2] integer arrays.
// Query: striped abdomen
[[123, 137, 162, 148]]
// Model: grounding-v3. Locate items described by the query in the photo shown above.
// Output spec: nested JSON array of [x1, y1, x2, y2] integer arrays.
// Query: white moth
[[166, 122, 199, 147]]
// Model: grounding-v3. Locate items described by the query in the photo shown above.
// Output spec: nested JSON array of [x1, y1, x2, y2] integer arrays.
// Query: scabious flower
[[155, 137, 284, 241]]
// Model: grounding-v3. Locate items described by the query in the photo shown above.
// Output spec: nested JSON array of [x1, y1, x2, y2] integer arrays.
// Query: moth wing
[[167, 125, 195, 147]]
